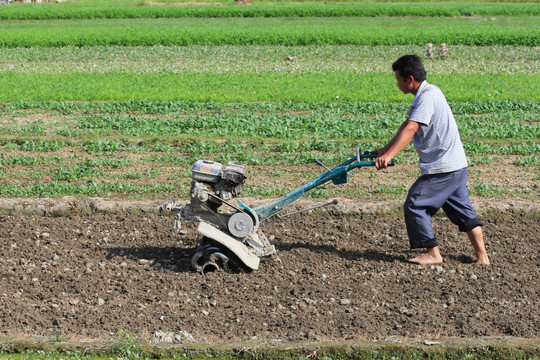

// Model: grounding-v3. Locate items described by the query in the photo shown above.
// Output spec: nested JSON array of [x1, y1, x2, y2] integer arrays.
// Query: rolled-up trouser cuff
[[459, 217, 483, 232], [410, 237, 438, 249]]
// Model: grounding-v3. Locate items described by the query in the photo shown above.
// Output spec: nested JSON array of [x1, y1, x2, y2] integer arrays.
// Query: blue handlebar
[[252, 149, 391, 221]]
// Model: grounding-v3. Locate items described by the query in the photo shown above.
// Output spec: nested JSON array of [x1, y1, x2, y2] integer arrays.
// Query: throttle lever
[[315, 159, 332, 172]]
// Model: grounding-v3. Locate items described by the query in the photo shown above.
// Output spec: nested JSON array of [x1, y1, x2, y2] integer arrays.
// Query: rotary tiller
[[166, 147, 392, 274]]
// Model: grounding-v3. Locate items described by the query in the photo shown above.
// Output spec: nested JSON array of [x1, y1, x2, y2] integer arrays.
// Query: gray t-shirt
[[407, 81, 468, 175]]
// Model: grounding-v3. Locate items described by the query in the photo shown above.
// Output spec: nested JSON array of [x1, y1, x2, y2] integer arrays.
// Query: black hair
[[392, 55, 426, 82]]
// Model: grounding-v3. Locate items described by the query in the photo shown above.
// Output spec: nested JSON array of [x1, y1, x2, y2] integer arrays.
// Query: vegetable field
[[0, 0, 538, 359], [0, 42, 538, 200]]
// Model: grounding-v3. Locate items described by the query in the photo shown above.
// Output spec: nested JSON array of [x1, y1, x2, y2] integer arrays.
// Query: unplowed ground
[[0, 200, 538, 344]]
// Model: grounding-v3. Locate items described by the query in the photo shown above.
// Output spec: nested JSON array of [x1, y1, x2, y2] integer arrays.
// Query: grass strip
[[0, 72, 537, 102], [1, 336, 539, 360]]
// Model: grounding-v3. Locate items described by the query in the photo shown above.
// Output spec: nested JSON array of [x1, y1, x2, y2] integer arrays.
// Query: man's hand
[[374, 120, 419, 170], [375, 154, 393, 170]]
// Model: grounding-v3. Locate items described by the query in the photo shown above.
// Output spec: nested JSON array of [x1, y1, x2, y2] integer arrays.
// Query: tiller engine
[[167, 147, 392, 274]]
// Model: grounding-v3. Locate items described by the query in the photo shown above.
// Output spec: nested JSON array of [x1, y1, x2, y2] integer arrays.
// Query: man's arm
[[377, 118, 410, 153], [375, 119, 419, 169]]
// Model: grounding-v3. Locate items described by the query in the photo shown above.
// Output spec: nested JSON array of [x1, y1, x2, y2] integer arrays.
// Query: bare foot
[[409, 253, 444, 265], [477, 254, 490, 265], [467, 227, 490, 265]]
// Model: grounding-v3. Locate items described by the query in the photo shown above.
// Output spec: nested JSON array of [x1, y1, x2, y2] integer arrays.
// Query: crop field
[[0, 44, 538, 200], [0, 0, 538, 359]]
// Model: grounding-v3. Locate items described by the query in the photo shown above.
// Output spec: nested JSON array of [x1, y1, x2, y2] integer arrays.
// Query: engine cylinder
[[189, 160, 246, 213]]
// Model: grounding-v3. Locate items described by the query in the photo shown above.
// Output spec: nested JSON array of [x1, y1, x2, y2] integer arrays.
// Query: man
[[375, 55, 489, 265]]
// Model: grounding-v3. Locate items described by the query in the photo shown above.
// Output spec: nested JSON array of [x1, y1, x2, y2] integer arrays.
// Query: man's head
[[392, 55, 426, 94]]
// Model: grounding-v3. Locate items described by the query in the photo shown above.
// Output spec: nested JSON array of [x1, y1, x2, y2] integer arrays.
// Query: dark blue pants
[[404, 167, 483, 249]]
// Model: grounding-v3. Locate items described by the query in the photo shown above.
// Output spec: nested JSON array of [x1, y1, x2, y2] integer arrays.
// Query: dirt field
[[0, 197, 538, 345]]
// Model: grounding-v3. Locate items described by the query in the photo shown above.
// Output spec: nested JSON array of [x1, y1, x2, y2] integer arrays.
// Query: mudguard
[[197, 222, 260, 270]]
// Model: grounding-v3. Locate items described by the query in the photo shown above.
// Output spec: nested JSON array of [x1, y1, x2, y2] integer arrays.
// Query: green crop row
[[1, 1, 538, 20], [0, 140, 536, 200], [1, 137, 537, 159], [3, 99, 538, 116], [72, 110, 538, 140], [0, 72, 537, 103], [0, 94, 537, 200], [1, 99, 537, 153], [1, 16, 538, 47], [0, 181, 177, 198]]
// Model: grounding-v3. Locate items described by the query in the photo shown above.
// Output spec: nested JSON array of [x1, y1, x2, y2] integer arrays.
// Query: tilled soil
[[0, 205, 538, 343]]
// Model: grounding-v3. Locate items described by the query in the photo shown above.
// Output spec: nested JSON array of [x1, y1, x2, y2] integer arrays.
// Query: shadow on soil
[[276, 241, 410, 263], [105, 245, 198, 273]]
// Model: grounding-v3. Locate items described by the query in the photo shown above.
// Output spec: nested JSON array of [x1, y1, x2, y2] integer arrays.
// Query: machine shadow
[[446, 254, 476, 264], [105, 245, 198, 273], [274, 242, 408, 263]]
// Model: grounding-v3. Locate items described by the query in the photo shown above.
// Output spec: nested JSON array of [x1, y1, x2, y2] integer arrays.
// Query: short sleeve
[[408, 95, 434, 126]]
